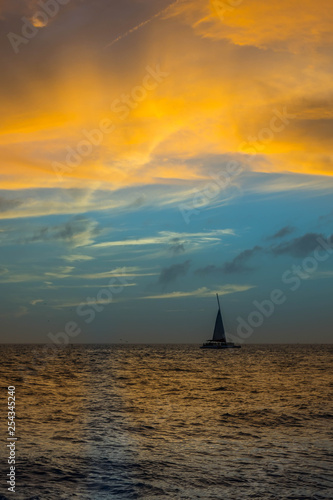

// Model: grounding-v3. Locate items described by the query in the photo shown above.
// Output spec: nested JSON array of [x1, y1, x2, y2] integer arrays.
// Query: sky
[[0, 0, 332, 343]]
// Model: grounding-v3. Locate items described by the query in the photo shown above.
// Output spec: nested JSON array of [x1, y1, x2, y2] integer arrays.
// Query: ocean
[[0, 344, 332, 499]]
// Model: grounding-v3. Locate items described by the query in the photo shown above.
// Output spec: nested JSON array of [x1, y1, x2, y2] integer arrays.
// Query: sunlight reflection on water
[[0, 344, 332, 499]]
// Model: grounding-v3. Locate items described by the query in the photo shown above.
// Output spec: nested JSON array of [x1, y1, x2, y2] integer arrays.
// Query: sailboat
[[201, 293, 241, 349]]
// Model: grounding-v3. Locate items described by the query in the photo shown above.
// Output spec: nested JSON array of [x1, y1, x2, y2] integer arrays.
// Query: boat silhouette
[[201, 293, 241, 349]]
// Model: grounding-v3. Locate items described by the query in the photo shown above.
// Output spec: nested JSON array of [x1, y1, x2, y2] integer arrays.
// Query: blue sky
[[1, 171, 332, 343]]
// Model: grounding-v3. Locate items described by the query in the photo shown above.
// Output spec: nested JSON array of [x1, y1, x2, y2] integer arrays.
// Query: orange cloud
[[172, 0, 333, 52], [0, 0, 332, 203]]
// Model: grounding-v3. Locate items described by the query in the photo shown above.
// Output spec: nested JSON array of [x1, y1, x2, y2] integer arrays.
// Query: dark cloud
[[196, 232, 332, 277], [319, 210, 333, 223], [169, 237, 185, 255], [294, 118, 333, 144], [158, 260, 190, 286], [222, 246, 262, 274], [169, 243, 185, 254], [128, 195, 146, 209], [24, 217, 100, 247], [267, 225, 295, 240], [271, 233, 330, 257], [0, 196, 23, 212], [196, 246, 262, 275]]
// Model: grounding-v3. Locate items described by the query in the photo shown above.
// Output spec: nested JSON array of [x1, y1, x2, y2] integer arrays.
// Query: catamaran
[[201, 293, 241, 349]]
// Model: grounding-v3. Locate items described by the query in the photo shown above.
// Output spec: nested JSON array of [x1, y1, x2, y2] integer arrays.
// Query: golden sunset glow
[[0, 0, 332, 204]]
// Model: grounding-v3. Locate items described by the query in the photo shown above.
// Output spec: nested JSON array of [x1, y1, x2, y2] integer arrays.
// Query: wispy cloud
[[93, 229, 234, 249], [267, 226, 296, 240], [196, 246, 262, 275], [30, 299, 44, 305], [104, 0, 182, 48], [142, 284, 255, 300], [23, 217, 100, 248], [78, 267, 158, 280], [61, 254, 95, 262], [41, 283, 137, 290], [271, 233, 330, 257], [0, 266, 74, 283], [54, 298, 115, 309], [0, 266, 156, 284], [44, 266, 75, 279], [0, 196, 23, 213], [0, 216, 101, 247]]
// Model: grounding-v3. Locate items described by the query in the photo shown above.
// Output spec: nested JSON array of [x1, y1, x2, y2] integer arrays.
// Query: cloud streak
[[267, 226, 296, 240], [93, 229, 234, 251], [271, 233, 331, 257], [104, 0, 182, 48], [22, 217, 100, 248], [142, 284, 255, 300], [196, 245, 262, 275]]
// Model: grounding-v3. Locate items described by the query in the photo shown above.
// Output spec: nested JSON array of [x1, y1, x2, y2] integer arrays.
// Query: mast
[[212, 293, 227, 342], [216, 293, 221, 312]]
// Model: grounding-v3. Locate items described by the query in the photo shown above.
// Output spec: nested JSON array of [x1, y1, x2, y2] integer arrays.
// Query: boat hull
[[201, 342, 241, 349]]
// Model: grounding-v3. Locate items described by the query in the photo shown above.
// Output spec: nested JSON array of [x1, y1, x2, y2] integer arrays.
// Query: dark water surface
[[0, 344, 332, 499]]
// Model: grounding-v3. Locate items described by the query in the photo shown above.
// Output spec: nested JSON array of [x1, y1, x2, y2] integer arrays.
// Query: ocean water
[[0, 344, 332, 499]]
